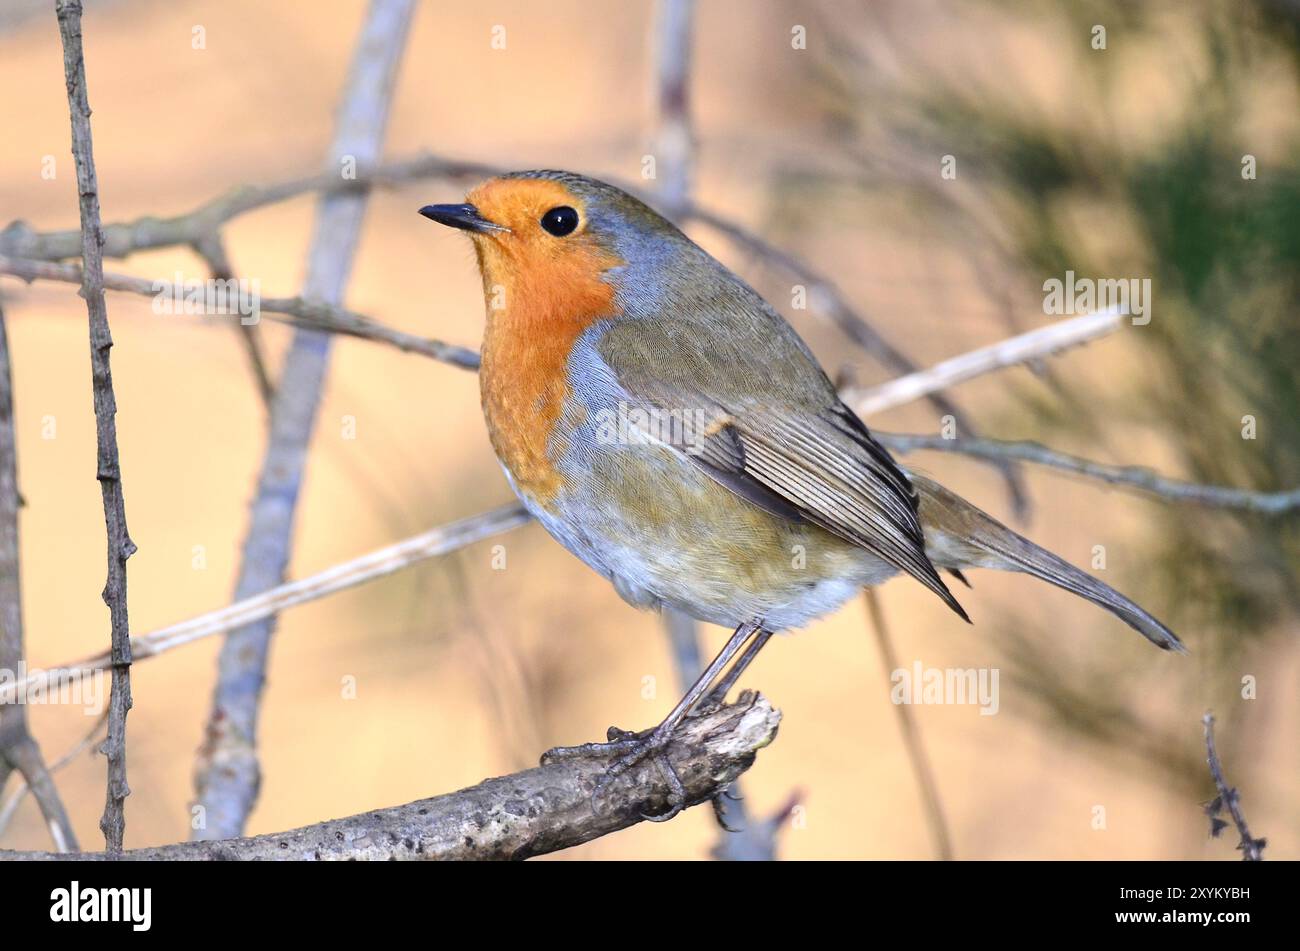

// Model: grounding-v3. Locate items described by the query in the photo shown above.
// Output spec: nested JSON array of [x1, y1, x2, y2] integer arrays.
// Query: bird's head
[[420, 170, 697, 323]]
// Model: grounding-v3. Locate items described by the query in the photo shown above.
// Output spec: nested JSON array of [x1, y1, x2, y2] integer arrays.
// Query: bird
[[420, 170, 1185, 819]]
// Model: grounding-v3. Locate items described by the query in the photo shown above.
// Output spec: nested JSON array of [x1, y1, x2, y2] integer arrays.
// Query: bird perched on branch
[[420, 171, 1184, 820]]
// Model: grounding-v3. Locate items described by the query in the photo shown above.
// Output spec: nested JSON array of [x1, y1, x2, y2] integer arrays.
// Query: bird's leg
[[541, 618, 766, 820], [697, 627, 774, 714], [697, 628, 773, 831]]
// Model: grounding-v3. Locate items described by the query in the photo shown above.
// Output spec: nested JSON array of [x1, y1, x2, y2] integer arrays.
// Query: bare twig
[[1201, 713, 1265, 861], [55, 0, 136, 855], [0, 256, 481, 371], [2, 693, 780, 861], [0, 152, 501, 264], [878, 432, 1300, 515], [2, 505, 529, 707], [687, 206, 939, 386], [845, 307, 1126, 417], [193, 0, 417, 841], [0, 300, 80, 852], [863, 589, 953, 860], [0, 710, 107, 840], [192, 234, 276, 407]]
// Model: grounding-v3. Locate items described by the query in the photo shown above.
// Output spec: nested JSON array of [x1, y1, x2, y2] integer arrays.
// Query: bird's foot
[[540, 725, 643, 763], [541, 722, 687, 822]]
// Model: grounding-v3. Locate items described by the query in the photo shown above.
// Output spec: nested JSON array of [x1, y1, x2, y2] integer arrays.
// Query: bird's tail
[[908, 472, 1187, 653]]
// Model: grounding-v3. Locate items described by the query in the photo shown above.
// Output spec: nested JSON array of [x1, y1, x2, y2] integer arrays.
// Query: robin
[[420, 170, 1184, 819]]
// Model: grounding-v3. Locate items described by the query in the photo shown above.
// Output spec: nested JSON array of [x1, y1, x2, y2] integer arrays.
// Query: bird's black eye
[[540, 205, 580, 237]]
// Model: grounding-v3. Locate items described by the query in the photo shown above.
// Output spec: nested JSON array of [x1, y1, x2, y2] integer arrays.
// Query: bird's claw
[[539, 726, 643, 765], [640, 754, 686, 822], [541, 723, 687, 821]]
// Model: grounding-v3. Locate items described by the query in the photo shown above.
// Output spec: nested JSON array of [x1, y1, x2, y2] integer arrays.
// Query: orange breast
[[477, 239, 622, 509]]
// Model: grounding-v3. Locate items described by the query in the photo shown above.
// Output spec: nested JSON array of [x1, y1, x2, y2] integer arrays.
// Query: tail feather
[[910, 472, 1187, 653]]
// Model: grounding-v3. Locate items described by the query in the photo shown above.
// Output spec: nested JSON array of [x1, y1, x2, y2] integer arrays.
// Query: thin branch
[[192, 234, 276, 407], [1201, 713, 1265, 861], [0, 300, 80, 852], [2, 740, 79, 852], [1, 504, 530, 708], [862, 589, 953, 860], [193, 0, 417, 842], [0, 710, 107, 841], [236, 322, 276, 407], [878, 432, 1300, 515], [1, 693, 780, 861], [845, 307, 1126, 417], [0, 256, 481, 371], [0, 152, 501, 264], [55, 0, 136, 856], [688, 205, 943, 387]]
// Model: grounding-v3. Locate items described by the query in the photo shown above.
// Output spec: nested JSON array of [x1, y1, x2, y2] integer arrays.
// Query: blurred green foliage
[[788, 0, 1299, 786]]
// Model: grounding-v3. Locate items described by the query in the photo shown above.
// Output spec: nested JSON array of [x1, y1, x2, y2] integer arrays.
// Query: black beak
[[418, 203, 507, 235]]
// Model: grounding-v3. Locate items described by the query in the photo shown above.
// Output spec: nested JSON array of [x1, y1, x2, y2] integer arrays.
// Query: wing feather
[[593, 311, 967, 620]]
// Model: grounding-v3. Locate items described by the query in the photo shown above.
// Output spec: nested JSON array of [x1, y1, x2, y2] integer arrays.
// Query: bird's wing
[[595, 316, 968, 622]]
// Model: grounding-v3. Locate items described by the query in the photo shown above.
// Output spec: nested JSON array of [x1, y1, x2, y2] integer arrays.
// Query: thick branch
[[194, 0, 416, 841], [54, 0, 135, 855], [878, 432, 1300, 515], [651, 0, 695, 217], [1, 694, 780, 861]]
